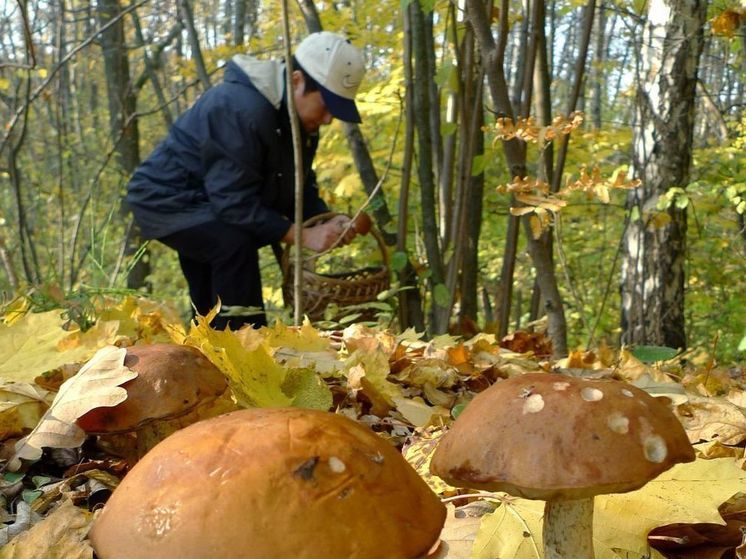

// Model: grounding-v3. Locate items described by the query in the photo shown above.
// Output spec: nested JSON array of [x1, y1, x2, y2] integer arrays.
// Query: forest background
[[0, 0, 744, 363]]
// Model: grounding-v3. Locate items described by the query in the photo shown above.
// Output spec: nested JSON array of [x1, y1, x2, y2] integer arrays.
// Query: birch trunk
[[621, 0, 707, 349]]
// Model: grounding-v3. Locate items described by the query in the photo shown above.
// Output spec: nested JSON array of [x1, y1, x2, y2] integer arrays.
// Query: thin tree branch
[[0, 0, 151, 158]]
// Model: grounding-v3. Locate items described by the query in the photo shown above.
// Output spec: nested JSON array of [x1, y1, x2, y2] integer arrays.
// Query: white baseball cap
[[295, 32, 365, 123]]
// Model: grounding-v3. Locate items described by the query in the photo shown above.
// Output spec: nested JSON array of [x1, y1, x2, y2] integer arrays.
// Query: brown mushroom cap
[[352, 211, 373, 235], [431, 373, 695, 501], [77, 344, 227, 434], [89, 407, 446, 559]]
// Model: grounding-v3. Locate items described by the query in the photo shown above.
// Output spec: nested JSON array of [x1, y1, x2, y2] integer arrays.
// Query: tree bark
[[97, 0, 149, 290], [178, 0, 211, 91], [467, 0, 568, 357], [590, 1, 606, 129], [397, 4, 426, 332], [411, 0, 447, 334], [621, 0, 707, 349]]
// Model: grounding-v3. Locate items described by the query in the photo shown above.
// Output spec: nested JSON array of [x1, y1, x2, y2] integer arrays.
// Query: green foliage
[[391, 251, 409, 273], [0, 0, 743, 364], [630, 345, 680, 363], [433, 283, 450, 308]]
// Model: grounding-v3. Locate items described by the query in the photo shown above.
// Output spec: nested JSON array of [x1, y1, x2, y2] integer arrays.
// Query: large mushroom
[[89, 407, 446, 559], [430, 372, 695, 558], [77, 343, 233, 464]]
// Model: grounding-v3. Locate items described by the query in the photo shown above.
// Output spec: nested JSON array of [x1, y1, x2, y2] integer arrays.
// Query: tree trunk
[[97, 0, 149, 290], [459, 92, 485, 325], [411, 0, 447, 334], [178, 0, 211, 91], [590, 1, 606, 129], [621, 0, 707, 350], [467, 0, 568, 357], [397, 4, 426, 332], [233, 0, 258, 45]]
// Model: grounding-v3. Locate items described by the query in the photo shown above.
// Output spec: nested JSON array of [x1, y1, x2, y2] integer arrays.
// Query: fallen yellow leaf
[[0, 311, 83, 382]]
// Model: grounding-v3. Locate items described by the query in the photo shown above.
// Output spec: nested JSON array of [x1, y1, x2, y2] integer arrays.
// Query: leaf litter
[[0, 296, 743, 558]]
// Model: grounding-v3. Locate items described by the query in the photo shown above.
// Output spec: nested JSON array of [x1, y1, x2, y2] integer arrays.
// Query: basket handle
[[280, 211, 389, 277]]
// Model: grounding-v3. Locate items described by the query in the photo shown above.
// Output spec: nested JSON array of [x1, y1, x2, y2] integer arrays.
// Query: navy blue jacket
[[126, 58, 328, 244]]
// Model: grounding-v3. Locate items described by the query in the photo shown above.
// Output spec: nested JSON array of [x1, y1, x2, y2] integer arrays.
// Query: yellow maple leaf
[[402, 427, 457, 495], [0, 310, 103, 383], [262, 318, 330, 352], [281, 367, 332, 410], [179, 309, 291, 408], [95, 295, 182, 344], [1, 296, 30, 325]]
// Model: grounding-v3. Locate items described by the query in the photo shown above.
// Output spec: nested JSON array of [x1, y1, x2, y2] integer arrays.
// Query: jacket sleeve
[[201, 103, 292, 245], [302, 168, 330, 219]]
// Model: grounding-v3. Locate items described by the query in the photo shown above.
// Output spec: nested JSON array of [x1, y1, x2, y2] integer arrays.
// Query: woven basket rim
[[280, 212, 390, 319]]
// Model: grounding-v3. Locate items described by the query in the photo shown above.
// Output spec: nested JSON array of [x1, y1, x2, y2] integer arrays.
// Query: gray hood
[[230, 54, 286, 109]]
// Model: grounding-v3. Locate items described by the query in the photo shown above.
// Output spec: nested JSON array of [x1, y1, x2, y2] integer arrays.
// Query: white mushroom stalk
[[543, 497, 594, 559]]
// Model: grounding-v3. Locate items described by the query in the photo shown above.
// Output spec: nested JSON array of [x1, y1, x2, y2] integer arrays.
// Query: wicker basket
[[281, 212, 390, 321]]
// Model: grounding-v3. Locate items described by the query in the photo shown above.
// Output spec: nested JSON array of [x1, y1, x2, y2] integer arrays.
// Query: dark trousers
[[160, 220, 267, 330]]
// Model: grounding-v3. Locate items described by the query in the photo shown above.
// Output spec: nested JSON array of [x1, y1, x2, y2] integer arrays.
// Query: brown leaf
[[0, 500, 93, 559], [676, 396, 746, 445]]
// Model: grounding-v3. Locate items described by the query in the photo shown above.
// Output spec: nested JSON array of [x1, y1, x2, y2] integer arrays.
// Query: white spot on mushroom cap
[[643, 435, 668, 463], [328, 456, 346, 473], [138, 505, 178, 539], [370, 452, 385, 464], [522, 393, 545, 414], [607, 412, 630, 434], [581, 387, 604, 402], [622, 389, 634, 398], [552, 381, 571, 391]]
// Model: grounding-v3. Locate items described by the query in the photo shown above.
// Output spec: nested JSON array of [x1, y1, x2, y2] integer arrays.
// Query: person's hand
[[282, 215, 358, 252], [302, 219, 356, 252], [325, 215, 357, 245]]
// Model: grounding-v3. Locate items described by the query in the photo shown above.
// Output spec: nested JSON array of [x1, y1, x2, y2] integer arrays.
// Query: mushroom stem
[[543, 497, 595, 559]]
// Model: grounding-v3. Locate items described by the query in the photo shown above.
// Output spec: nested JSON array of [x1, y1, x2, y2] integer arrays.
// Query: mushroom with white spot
[[89, 407, 446, 559], [430, 373, 694, 559]]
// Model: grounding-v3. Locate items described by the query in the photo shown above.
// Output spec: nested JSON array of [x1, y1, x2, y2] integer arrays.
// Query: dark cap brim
[[319, 85, 362, 124]]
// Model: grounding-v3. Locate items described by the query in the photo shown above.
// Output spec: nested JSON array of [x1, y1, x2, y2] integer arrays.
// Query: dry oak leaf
[[345, 347, 403, 416], [0, 499, 93, 559], [9, 346, 136, 470], [430, 503, 490, 559], [675, 395, 746, 446]]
